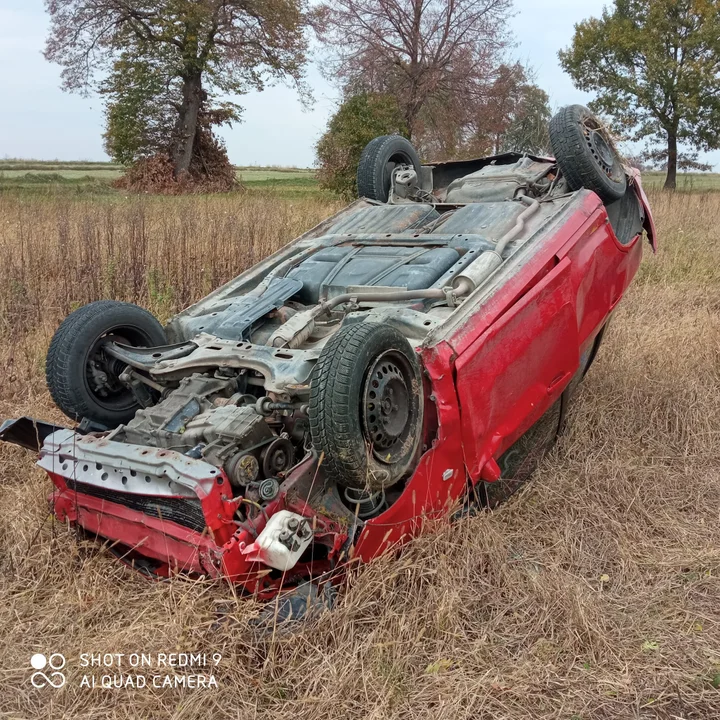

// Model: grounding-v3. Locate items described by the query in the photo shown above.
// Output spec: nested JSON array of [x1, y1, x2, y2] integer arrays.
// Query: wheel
[[549, 105, 627, 203], [357, 135, 421, 202], [309, 322, 423, 491], [46, 300, 167, 427]]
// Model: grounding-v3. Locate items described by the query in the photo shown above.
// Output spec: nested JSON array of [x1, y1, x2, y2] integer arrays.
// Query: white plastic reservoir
[[241, 510, 313, 571]]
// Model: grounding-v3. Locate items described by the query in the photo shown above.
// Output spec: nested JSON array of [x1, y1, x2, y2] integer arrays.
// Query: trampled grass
[[0, 185, 718, 718]]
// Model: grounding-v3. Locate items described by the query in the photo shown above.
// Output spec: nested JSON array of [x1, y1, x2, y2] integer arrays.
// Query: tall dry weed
[[0, 189, 718, 718], [0, 191, 341, 405]]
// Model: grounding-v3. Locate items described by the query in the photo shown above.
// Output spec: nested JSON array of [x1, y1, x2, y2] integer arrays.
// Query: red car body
[[21, 169, 655, 600]]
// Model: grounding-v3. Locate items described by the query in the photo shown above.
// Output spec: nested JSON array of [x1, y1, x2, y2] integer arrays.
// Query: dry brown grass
[[0, 191, 341, 409], [0, 189, 719, 719]]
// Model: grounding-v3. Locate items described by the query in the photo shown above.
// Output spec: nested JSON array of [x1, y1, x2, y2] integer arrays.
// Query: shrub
[[114, 111, 238, 194]]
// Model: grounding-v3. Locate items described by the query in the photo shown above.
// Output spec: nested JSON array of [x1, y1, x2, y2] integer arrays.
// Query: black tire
[[549, 105, 627, 203], [357, 135, 421, 202], [46, 300, 167, 427], [309, 322, 423, 491]]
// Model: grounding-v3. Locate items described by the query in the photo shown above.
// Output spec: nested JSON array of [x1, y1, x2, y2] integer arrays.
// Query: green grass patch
[[0, 169, 122, 181], [0, 163, 319, 197], [640, 171, 720, 192], [0, 161, 123, 172], [241, 173, 325, 199]]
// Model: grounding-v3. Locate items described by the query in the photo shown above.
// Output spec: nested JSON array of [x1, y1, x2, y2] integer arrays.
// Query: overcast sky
[[0, 0, 715, 169]]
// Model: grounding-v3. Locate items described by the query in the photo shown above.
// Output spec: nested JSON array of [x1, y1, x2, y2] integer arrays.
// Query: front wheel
[[309, 322, 423, 491], [46, 300, 167, 427]]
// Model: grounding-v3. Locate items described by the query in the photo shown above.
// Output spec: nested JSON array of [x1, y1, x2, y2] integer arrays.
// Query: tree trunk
[[664, 131, 677, 191], [172, 72, 203, 177]]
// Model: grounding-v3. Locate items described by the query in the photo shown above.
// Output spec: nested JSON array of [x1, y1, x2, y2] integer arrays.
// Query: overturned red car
[[1, 106, 655, 603]]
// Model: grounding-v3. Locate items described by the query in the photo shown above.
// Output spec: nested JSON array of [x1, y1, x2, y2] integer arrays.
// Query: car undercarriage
[[1, 106, 656, 605]]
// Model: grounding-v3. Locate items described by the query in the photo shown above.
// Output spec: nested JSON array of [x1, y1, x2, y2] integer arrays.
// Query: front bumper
[[38, 429, 348, 598], [3, 343, 471, 596]]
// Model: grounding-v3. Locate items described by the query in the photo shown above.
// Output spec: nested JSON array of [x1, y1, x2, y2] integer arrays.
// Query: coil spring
[[343, 487, 386, 519]]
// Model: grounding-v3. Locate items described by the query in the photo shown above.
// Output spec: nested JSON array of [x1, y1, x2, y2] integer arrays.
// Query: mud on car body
[[1, 106, 655, 603]]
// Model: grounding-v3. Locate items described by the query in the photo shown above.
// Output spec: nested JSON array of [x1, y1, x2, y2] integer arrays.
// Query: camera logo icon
[[30, 653, 66, 688]]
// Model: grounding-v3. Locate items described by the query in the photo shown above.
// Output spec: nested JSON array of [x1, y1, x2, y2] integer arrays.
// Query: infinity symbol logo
[[30, 653, 66, 688]]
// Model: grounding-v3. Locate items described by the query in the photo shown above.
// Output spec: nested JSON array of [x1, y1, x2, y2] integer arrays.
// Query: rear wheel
[[46, 300, 167, 427], [309, 322, 423, 491], [549, 104, 627, 203], [357, 135, 421, 202]]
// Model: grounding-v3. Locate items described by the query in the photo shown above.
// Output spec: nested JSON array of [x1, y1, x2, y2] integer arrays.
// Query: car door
[[453, 254, 580, 483]]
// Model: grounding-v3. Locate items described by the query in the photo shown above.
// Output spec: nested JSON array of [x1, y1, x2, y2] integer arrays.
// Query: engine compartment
[[114, 372, 301, 501]]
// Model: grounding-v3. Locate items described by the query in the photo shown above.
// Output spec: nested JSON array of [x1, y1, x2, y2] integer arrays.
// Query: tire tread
[[549, 105, 626, 202], [356, 135, 421, 202], [46, 300, 165, 424], [309, 322, 421, 490]]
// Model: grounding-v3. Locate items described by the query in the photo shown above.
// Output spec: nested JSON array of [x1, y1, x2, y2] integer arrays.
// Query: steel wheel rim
[[362, 349, 415, 464], [582, 118, 622, 183], [83, 326, 153, 412]]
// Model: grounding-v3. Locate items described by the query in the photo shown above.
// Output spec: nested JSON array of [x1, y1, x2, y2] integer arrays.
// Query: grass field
[[0, 178, 718, 718], [639, 171, 720, 192], [0, 160, 319, 197], [4, 159, 720, 197], [3, 159, 720, 193]]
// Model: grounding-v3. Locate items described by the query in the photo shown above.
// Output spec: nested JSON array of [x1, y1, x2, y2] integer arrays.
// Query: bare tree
[[314, 0, 513, 144], [45, 0, 309, 176]]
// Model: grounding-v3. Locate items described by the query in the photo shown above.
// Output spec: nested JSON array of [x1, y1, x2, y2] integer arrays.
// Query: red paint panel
[[455, 256, 579, 480], [52, 487, 217, 575], [554, 210, 644, 360], [446, 194, 604, 360]]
